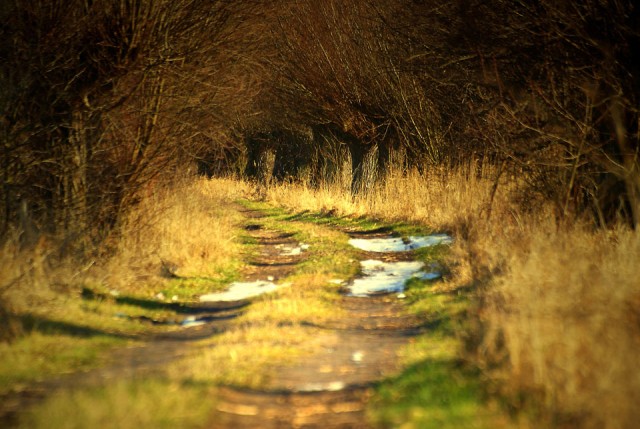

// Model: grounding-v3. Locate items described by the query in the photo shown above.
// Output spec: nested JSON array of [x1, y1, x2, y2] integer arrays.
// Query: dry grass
[[3, 166, 638, 428], [169, 323, 317, 388], [98, 177, 251, 296], [0, 234, 59, 319], [478, 223, 640, 429], [1, 176, 252, 311], [239, 275, 341, 326], [266, 160, 509, 233], [0, 176, 252, 391], [260, 162, 640, 429]]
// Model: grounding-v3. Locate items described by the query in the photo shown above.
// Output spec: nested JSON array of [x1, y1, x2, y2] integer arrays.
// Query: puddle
[[345, 235, 447, 296], [348, 234, 452, 252], [275, 243, 309, 256], [199, 280, 288, 302], [348, 260, 441, 296], [113, 313, 220, 328], [180, 316, 207, 328], [297, 381, 346, 392]]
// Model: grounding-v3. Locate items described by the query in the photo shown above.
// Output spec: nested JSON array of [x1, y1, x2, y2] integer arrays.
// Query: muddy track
[[0, 207, 307, 427], [0, 302, 248, 427], [209, 210, 425, 429], [1, 206, 432, 428]]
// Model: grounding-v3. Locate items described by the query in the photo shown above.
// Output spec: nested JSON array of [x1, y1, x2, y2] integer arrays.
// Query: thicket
[[2, 1, 214, 243], [266, 0, 639, 226], [3, 0, 638, 245]]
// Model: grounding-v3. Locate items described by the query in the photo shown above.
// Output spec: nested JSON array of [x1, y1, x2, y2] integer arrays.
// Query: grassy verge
[[14, 191, 391, 426], [226, 198, 502, 426], [475, 223, 640, 428], [262, 167, 640, 428], [169, 199, 364, 387], [17, 378, 214, 429], [370, 361, 499, 429], [239, 197, 499, 428], [0, 178, 249, 397], [0, 333, 123, 394], [6, 170, 639, 428], [367, 277, 506, 428]]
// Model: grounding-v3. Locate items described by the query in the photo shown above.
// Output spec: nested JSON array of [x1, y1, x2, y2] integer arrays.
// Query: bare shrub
[[0, 0, 233, 243]]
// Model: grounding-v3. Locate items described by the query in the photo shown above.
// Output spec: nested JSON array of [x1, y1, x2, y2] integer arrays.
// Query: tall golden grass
[[0, 233, 52, 340], [0, 176, 251, 331], [262, 161, 640, 429], [99, 177, 250, 295], [480, 223, 640, 429], [268, 160, 516, 233]]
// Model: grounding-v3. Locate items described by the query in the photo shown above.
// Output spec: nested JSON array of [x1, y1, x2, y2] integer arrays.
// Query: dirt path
[[0, 207, 308, 427], [2, 204, 431, 428], [0, 300, 246, 426], [209, 209, 425, 429]]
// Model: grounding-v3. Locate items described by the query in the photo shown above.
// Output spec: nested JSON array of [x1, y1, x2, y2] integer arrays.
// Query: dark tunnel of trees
[[1, 0, 639, 252]]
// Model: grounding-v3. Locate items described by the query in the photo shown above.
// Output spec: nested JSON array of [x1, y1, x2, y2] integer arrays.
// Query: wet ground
[[1, 205, 449, 428], [207, 209, 441, 429]]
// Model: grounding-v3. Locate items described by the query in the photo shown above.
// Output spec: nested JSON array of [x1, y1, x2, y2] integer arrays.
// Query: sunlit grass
[[3, 168, 638, 429], [18, 378, 214, 429], [0, 333, 125, 394], [169, 323, 318, 388], [0, 177, 250, 396], [478, 223, 640, 427], [261, 164, 640, 427], [368, 276, 502, 428], [100, 177, 249, 296], [233, 199, 360, 325], [370, 360, 505, 429], [403, 279, 470, 322], [232, 193, 503, 426], [161, 269, 241, 299], [163, 200, 363, 388]]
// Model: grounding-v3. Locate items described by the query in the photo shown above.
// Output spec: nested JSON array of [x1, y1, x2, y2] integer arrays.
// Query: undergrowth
[[262, 163, 640, 428], [2, 166, 639, 429]]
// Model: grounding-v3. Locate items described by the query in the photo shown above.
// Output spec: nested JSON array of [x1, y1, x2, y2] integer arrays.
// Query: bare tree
[[0, 0, 234, 244]]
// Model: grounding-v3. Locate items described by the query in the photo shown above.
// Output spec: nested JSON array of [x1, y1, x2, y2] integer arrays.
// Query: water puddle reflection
[[348, 260, 440, 296], [199, 280, 288, 302], [347, 235, 449, 296], [348, 234, 452, 252]]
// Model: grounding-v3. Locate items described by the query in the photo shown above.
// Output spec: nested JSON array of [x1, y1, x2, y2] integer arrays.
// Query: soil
[[207, 209, 423, 429], [1, 205, 428, 429]]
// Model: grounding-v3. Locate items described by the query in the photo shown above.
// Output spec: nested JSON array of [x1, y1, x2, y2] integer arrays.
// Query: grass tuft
[[18, 378, 214, 429]]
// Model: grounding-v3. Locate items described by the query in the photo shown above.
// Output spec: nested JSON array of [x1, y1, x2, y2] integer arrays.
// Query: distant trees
[[2, 0, 638, 245], [246, 0, 640, 226], [270, 0, 408, 193]]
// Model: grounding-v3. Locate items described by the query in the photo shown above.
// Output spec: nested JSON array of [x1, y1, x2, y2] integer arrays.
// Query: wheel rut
[[209, 210, 427, 429], [1, 206, 437, 429]]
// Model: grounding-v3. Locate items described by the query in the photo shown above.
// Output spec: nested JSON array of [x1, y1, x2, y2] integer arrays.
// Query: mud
[[1, 207, 438, 429], [210, 214, 426, 428]]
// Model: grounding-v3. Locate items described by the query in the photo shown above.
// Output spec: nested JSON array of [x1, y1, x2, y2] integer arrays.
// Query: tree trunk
[[59, 109, 99, 241], [349, 140, 366, 195]]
